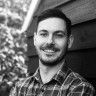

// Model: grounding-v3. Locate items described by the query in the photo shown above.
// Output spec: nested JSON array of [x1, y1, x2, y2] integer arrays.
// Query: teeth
[[44, 50, 54, 53]]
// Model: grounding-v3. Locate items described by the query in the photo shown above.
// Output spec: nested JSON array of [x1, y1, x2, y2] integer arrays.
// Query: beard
[[35, 43, 68, 67], [40, 50, 67, 67]]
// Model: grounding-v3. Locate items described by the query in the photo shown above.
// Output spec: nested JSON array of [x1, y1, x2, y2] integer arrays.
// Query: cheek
[[56, 39, 68, 49], [35, 36, 46, 47]]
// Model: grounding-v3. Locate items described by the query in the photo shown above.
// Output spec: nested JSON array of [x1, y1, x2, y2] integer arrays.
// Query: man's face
[[34, 18, 72, 66]]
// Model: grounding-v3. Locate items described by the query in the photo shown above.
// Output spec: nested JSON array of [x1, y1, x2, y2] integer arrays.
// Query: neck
[[39, 60, 65, 84]]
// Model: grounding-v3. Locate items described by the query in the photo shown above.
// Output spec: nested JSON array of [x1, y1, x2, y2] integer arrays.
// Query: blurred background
[[0, 0, 30, 96], [0, 0, 96, 96]]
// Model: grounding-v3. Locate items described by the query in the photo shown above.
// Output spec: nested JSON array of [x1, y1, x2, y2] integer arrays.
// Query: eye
[[38, 30, 48, 37], [40, 32, 48, 37], [56, 33, 64, 37], [55, 33, 67, 38]]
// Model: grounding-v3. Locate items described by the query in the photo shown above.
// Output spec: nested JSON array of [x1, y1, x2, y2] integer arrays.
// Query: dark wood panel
[[27, 17, 37, 37], [66, 49, 96, 78], [35, 0, 96, 25], [41, 0, 71, 10], [35, 0, 72, 16], [70, 20, 96, 50], [60, 0, 96, 24], [27, 55, 39, 75], [27, 36, 37, 56]]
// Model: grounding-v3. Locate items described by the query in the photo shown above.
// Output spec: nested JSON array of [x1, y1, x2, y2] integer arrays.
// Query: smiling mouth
[[41, 47, 60, 54], [43, 49, 55, 53]]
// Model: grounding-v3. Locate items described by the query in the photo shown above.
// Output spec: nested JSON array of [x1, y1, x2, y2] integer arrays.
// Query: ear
[[33, 32, 37, 46], [68, 35, 74, 48]]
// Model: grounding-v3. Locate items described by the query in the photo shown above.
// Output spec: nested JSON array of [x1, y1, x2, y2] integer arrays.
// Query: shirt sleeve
[[68, 82, 95, 96], [9, 81, 22, 96], [9, 78, 30, 96], [9, 85, 18, 96]]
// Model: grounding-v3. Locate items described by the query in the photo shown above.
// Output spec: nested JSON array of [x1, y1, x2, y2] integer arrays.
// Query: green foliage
[[0, 0, 30, 94], [0, 25, 28, 87]]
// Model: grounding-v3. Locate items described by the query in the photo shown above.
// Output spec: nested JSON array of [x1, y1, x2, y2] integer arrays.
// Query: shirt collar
[[32, 68, 42, 83], [32, 61, 71, 85], [53, 62, 71, 85]]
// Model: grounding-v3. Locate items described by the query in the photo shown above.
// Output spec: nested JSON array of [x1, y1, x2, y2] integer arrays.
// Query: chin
[[40, 56, 64, 67], [40, 59, 58, 67], [39, 50, 67, 66]]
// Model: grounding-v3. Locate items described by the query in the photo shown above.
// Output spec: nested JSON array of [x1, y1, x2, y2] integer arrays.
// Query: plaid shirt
[[10, 64, 95, 96]]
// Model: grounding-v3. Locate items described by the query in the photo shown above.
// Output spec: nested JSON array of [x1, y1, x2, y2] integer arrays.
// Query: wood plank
[[35, 0, 71, 15], [60, 0, 96, 24], [35, 0, 96, 25], [42, 0, 71, 10], [70, 20, 96, 50], [27, 36, 37, 56], [27, 16, 37, 36]]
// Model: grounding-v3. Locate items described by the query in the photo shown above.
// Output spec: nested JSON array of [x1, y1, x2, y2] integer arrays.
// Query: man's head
[[37, 8, 71, 37], [34, 8, 74, 66]]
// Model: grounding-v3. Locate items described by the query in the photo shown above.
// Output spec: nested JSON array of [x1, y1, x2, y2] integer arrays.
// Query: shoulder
[[66, 71, 95, 95], [16, 76, 33, 88], [9, 76, 33, 96]]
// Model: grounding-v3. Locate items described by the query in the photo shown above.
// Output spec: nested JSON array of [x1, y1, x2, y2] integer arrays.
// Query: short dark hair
[[37, 8, 71, 36]]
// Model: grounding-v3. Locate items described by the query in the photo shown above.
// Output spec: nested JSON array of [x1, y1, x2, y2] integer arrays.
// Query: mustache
[[40, 43, 60, 52]]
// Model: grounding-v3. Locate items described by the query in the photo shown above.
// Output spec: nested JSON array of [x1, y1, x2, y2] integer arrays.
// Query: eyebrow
[[39, 29, 48, 33], [54, 30, 67, 34], [38, 30, 67, 35]]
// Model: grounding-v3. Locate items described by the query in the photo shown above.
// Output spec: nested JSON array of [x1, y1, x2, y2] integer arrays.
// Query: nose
[[47, 35, 54, 44]]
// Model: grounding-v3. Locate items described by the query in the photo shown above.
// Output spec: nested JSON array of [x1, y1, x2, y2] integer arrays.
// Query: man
[[10, 8, 95, 96]]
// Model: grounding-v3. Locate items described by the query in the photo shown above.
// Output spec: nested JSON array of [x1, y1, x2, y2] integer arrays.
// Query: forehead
[[37, 17, 67, 32]]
